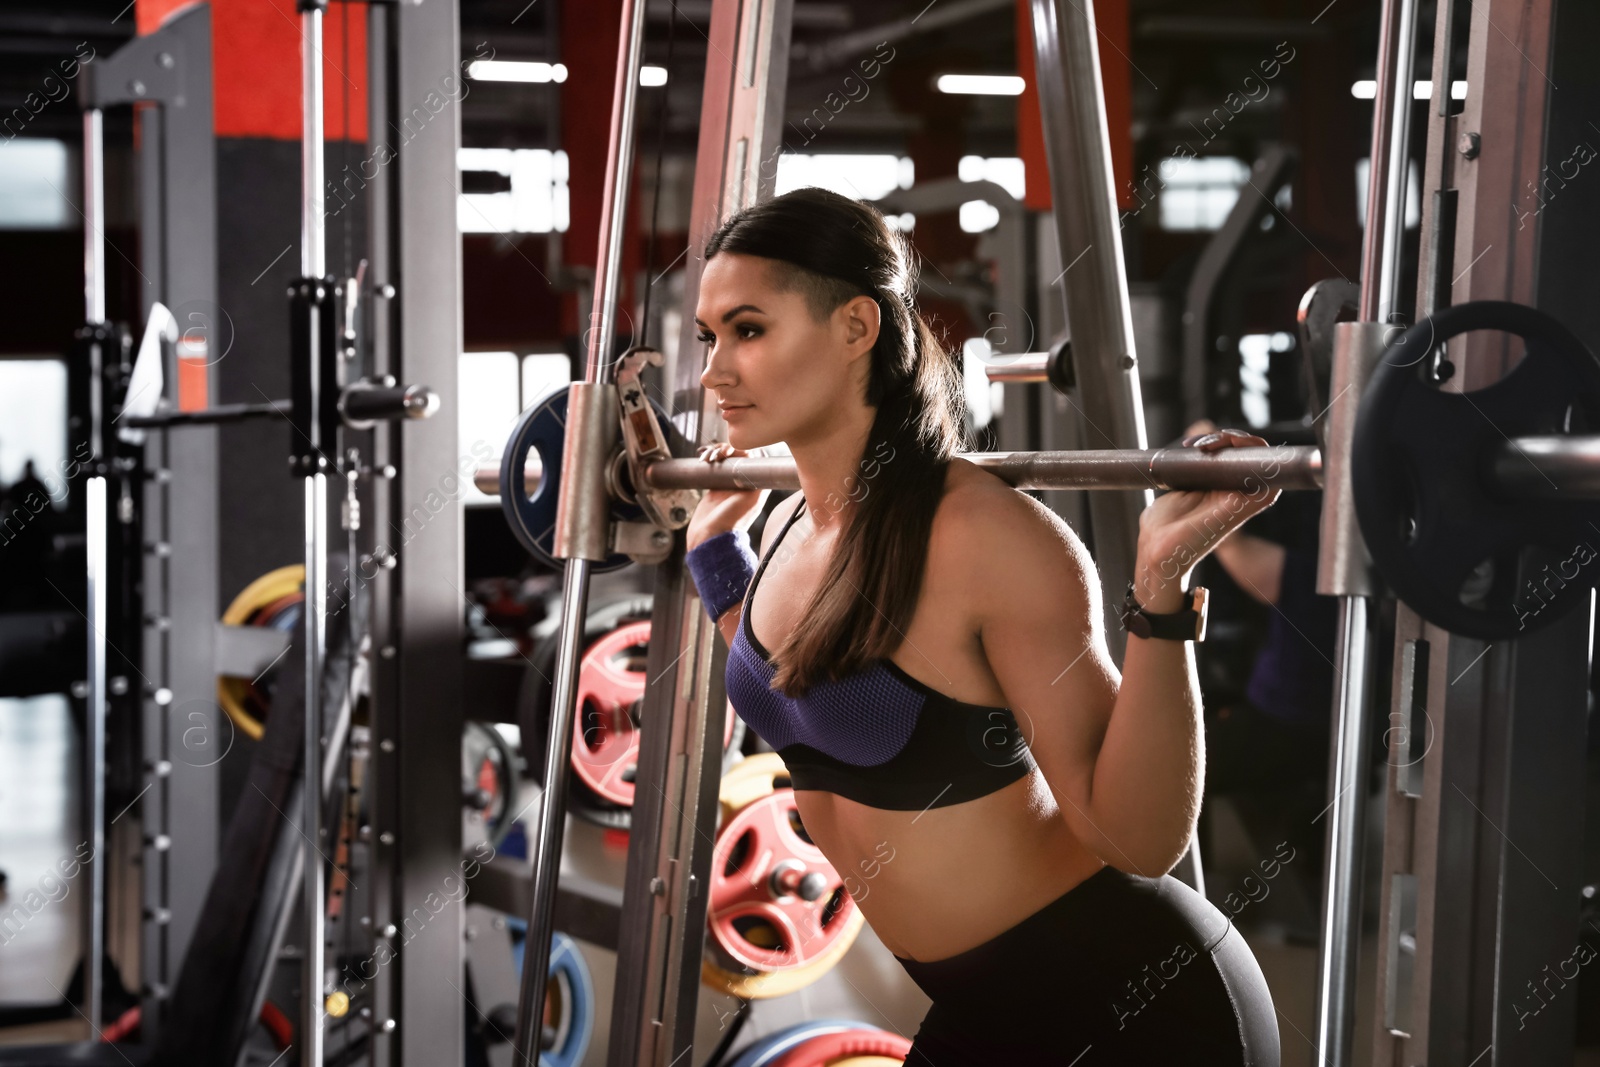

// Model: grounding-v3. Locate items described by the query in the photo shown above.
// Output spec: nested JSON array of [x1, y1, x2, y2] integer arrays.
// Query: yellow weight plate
[[221, 564, 307, 626], [217, 565, 306, 741], [700, 906, 863, 1000], [717, 751, 792, 821], [703, 753, 862, 998]]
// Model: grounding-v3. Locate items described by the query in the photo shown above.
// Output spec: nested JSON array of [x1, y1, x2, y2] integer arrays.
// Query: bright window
[[956, 156, 1024, 233], [774, 154, 914, 202], [1157, 156, 1250, 231], [521, 354, 571, 410], [957, 155, 1025, 200], [1237, 331, 1294, 429], [458, 148, 570, 234], [0, 359, 67, 493], [962, 337, 1006, 430], [460, 351, 573, 505], [0, 139, 72, 230], [1354, 157, 1420, 230]]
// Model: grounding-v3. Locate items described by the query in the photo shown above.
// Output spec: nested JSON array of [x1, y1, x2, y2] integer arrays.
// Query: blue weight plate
[[542, 931, 594, 1067], [499, 386, 631, 573], [504, 923, 595, 1067], [499, 385, 688, 574]]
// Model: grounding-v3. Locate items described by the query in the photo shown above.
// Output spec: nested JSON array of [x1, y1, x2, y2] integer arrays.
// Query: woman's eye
[[699, 324, 761, 345]]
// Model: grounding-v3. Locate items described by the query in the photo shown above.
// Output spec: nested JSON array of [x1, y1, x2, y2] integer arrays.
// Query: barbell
[[493, 301, 1600, 640]]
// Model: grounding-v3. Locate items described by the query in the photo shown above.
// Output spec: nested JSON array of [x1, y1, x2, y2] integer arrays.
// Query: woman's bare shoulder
[[939, 456, 1055, 525], [933, 458, 1092, 578]]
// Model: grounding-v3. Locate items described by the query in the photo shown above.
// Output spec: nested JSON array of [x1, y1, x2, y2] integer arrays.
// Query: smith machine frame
[[513, 1, 1600, 1067], [42, 0, 1598, 1065], [65, 2, 462, 1064]]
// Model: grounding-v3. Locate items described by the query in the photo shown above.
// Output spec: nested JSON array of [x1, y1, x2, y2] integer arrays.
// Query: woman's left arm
[[959, 430, 1280, 877]]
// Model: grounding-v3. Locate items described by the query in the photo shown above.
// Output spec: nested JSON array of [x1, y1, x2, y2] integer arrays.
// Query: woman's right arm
[[684, 444, 783, 648], [708, 492, 801, 648]]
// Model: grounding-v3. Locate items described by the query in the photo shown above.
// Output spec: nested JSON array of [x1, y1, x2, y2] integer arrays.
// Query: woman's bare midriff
[[745, 458, 1107, 965], [792, 776, 1106, 963]]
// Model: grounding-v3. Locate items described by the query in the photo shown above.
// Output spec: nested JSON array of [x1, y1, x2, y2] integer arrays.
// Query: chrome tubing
[[511, 0, 652, 1058], [1317, 0, 1421, 1059], [299, 5, 329, 1063], [80, 105, 108, 1032]]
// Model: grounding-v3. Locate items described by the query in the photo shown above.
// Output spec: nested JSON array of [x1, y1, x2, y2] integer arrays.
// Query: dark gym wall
[[132, 0, 371, 603], [558, 0, 644, 341], [1536, 0, 1600, 354], [215, 137, 368, 603]]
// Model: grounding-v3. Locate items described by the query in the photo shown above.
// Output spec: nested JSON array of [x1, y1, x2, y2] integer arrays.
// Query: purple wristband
[[685, 529, 759, 623]]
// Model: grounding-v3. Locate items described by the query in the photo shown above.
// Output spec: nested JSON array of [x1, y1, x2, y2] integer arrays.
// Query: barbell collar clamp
[[615, 345, 702, 531], [612, 520, 673, 565]]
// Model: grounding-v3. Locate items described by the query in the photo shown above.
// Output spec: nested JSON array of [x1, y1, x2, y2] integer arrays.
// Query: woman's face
[[696, 252, 879, 450]]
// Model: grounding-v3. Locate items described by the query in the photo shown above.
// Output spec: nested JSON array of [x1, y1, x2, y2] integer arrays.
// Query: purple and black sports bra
[[726, 497, 1037, 812]]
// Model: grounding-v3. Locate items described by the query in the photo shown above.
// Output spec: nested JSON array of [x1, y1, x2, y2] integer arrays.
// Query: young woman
[[683, 186, 1281, 1066]]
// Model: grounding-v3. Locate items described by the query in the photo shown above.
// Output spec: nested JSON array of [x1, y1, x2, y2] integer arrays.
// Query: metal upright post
[[1026, 0, 1151, 663], [1361, 0, 1421, 328], [609, 0, 794, 1062], [368, 0, 466, 1056], [1366, 0, 1578, 1061], [1027, 0, 1207, 892], [1312, 307, 1387, 1066], [81, 105, 108, 1034], [84, 110, 105, 329], [81, 9, 219, 1036], [297, 3, 330, 1061], [1314, 0, 1418, 1061], [512, 0, 650, 1059]]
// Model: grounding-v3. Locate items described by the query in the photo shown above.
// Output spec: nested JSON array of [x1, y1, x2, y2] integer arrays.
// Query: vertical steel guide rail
[[298, 2, 330, 1062], [512, 0, 650, 1058], [81, 104, 107, 1034], [1314, 0, 1419, 1061], [1026, 0, 1207, 893]]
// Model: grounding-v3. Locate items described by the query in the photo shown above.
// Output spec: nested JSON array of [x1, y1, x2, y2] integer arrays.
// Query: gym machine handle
[[339, 380, 441, 429], [119, 400, 290, 429], [981, 334, 1075, 393]]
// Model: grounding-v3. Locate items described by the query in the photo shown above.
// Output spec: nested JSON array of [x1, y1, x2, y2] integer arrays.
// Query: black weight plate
[[1352, 300, 1600, 639], [464, 719, 523, 850]]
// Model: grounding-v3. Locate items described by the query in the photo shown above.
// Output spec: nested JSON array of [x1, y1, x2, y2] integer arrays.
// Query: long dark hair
[[703, 186, 971, 696]]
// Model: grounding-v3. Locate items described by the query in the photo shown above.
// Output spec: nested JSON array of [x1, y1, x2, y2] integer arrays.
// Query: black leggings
[[894, 866, 1279, 1066]]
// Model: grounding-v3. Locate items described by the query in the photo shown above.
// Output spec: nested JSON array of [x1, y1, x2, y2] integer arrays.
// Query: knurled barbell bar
[[495, 301, 1600, 640]]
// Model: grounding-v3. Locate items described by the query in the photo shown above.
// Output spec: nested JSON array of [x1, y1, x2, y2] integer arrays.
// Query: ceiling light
[[935, 74, 1025, 96], [469, 60, 567, 83], [1350, 79, 1469, 100]]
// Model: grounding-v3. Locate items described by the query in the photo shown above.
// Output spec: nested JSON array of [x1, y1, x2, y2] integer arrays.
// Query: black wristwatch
[[1120, 582, 1209, 643]]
